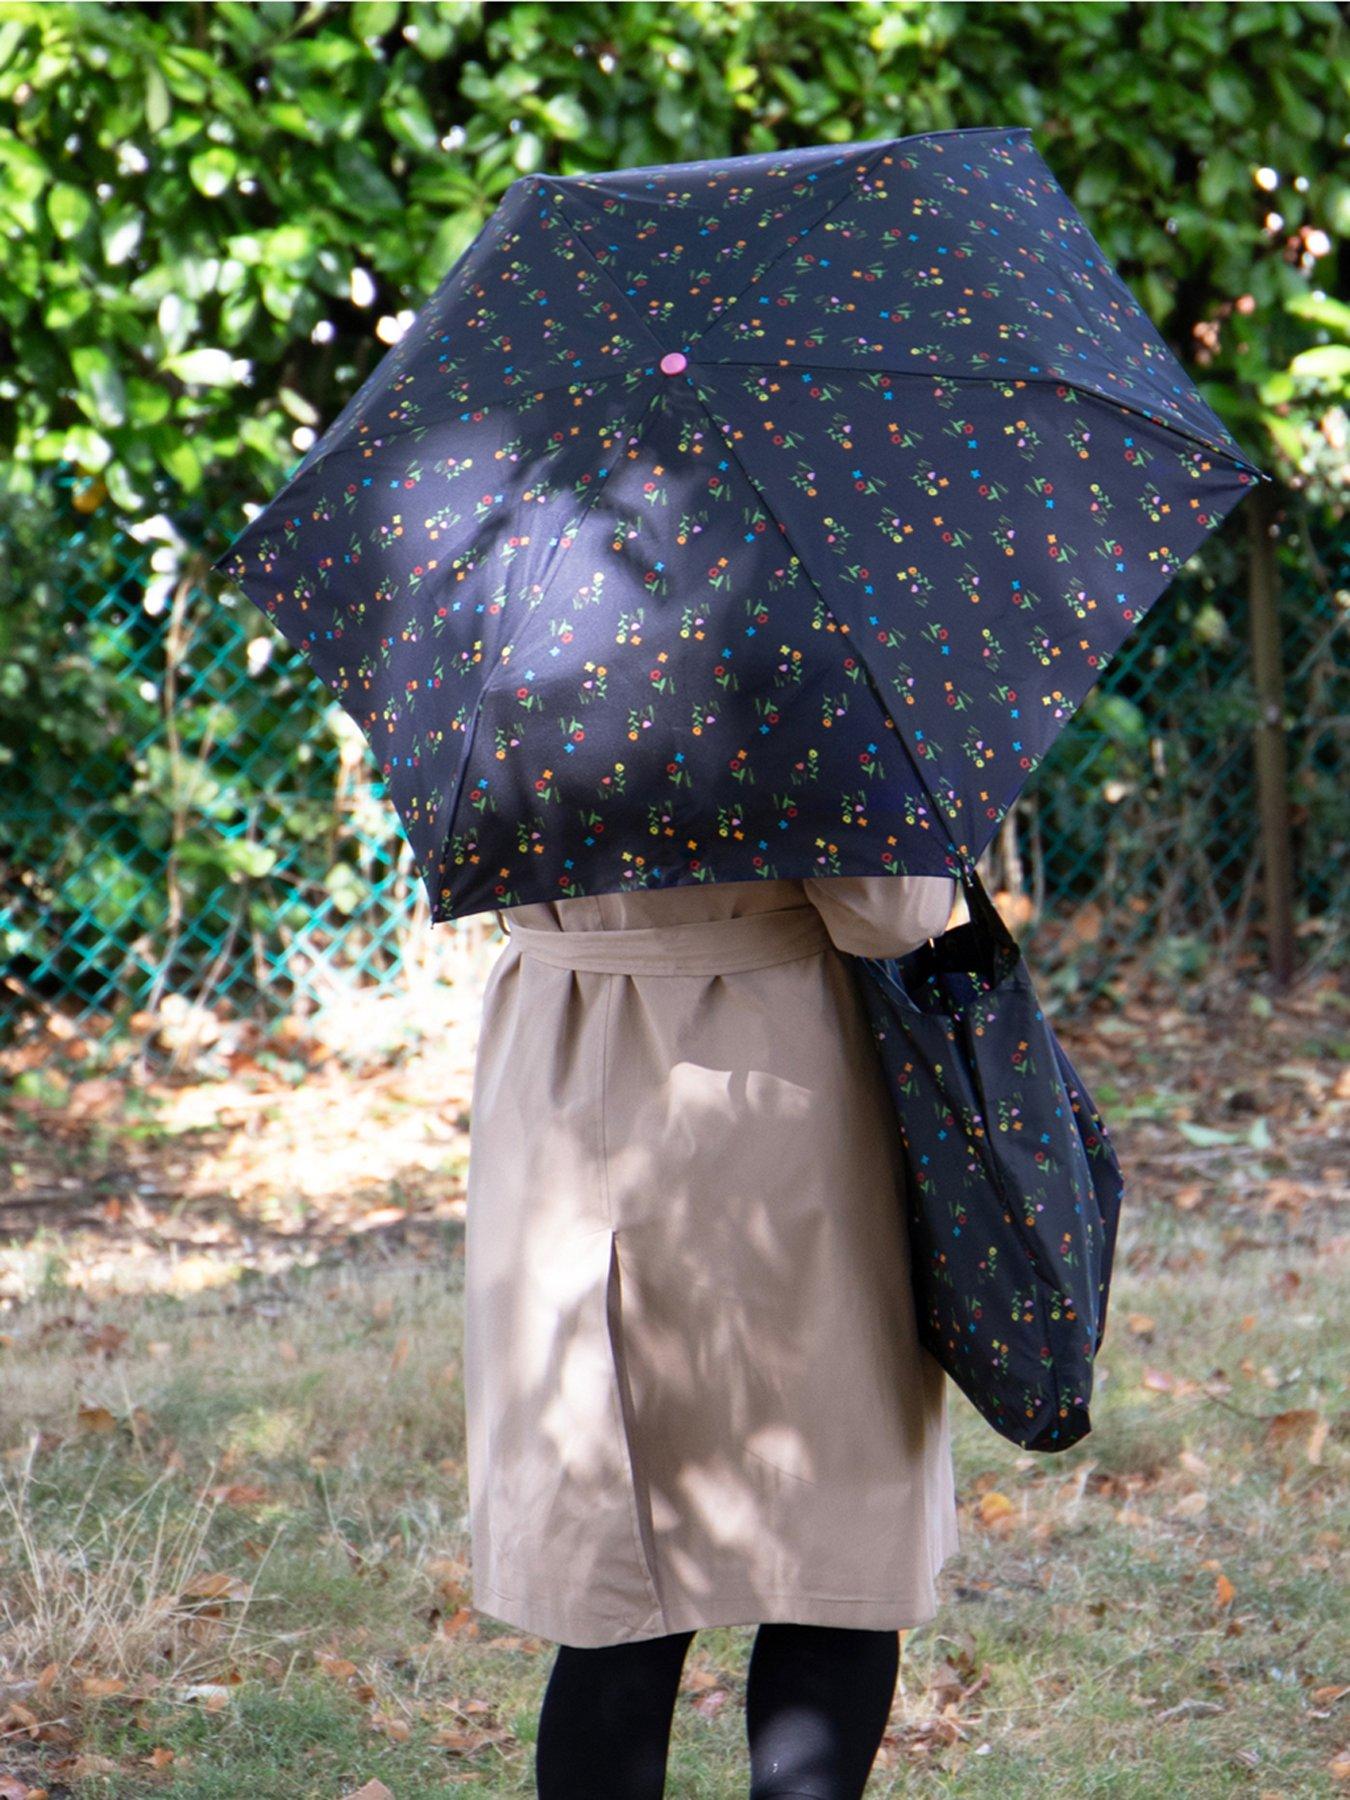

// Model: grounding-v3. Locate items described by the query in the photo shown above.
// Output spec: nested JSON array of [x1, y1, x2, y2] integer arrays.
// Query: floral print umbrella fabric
[[213, 125, 1266, 922]]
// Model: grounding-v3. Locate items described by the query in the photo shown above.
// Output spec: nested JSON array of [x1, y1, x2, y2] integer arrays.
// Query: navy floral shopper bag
[[850, 855, 1125, 1453]]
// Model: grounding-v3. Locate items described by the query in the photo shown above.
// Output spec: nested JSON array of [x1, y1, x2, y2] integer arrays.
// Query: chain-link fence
[[1, 471, 1345, 1037]]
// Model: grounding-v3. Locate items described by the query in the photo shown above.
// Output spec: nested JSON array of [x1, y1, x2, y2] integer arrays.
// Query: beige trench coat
[[463, 872, 961, 1648]]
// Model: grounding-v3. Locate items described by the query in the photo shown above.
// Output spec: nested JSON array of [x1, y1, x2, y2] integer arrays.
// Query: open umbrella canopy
[[213, 125, 1266, 922]]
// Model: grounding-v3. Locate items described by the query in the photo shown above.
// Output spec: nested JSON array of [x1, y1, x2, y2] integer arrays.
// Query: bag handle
[[950, 847, 1008, 942], [947, 846, 1022, 982], [883, 715, 1019, 967]]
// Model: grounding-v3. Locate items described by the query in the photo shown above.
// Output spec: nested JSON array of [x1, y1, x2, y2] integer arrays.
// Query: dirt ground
[[0, 952, 1345, 1797], [1, 952, 1344, 1299]]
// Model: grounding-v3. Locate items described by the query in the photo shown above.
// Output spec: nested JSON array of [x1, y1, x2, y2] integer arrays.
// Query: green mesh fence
[[1, 469, 1345, 1036]]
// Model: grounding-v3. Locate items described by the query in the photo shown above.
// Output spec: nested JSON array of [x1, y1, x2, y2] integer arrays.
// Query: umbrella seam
[[539, 125, 1034, 192], [430, 382, 670, 918], [680, 375, 969, 868], [531, 145, 894, 365], [684, 143, 895, 360], [256, 366, 645, 501], [527, 175, 671, 361], [690, 360, 1265, 478]]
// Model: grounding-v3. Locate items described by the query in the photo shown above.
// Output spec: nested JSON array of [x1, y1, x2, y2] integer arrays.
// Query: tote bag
[[850, 858, 1125, 1452]]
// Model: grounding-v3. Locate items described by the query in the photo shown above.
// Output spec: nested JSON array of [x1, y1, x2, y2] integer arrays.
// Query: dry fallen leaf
[[81, 1676, 127, 1699], [180, 1572, 249, 1603], [82, 1323, 130, 1358], [1264, 1408, 1328, 1464], [976, 1491, 1015, 1526], [1168, 1490, 1209, 1518], [341, 1783, 395, 1800], [436, 1606, 479, 1638], [316, 1656, 360, 1683], [681, 1666, 722, 1693], [204, 1482, 270, 1507], [174, 1683, 235, 1712], [1215, 1572, 1236, 1608]]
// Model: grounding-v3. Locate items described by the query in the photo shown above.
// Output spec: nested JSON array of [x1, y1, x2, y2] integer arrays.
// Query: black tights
[[535, 1622, 899, 1799]]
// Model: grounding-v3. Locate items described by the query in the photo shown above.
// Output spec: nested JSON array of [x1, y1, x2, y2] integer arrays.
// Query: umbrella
[[212, 124, 1267, 921]]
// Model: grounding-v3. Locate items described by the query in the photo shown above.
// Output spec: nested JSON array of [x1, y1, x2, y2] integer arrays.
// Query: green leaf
[[324, 860, 365, 915], [104, 460, 148, 513], [1205, 70, 1250, 125], [220, 839, 279, 879], [1176, 1122, 1244, 1147], [279, 386, 320, 426], [1270, 69, 1322, 139], [47, 182, 92, 239], [145, 62, 171, 133], [385, 90, 440, 155], [0, 132, 50, 204], [44, 286, 93, 331], [189, 146, 238, 198], [102, 210, 143, 266], [1257, 371, 1296, 405], [1087, 693, 1148, 748], [543, 94, 590, 141], [70, 345, 127, 427], [1261, 413, 1306, 465], [159, 431, 203, 492], [163, 347, 241, 385], [327, 143, 401, 215], [1328, 185, 1350, 236], [58, 424, 114, 470], [405, 11, 457, 58], [1285, 292, 1350, 335], [352, 1, 401, 42], [1197, 150, 1244, 211], [511, 130, 544, 175], [125, 377, 171, 425], [1288, 345, 1350, 381], [1074, 164, 1118, 210], [0, 17, 28, 70]]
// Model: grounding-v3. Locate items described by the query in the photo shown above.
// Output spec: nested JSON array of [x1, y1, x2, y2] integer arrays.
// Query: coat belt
[[504, 903, 833, 977]]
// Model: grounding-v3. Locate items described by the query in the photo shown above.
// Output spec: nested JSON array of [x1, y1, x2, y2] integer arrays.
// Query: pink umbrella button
[[659, 351, 688, 376]]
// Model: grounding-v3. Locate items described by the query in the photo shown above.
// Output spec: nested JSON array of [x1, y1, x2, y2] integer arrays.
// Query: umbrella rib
[[530, 176, 672, 359], [680, 377, 965, 868], [257, 367, 645, 499], [691, 359, 1263, 477], [533, 147, 895, 367], [683, 144, 894, 359], [430, 381, 670, 916]]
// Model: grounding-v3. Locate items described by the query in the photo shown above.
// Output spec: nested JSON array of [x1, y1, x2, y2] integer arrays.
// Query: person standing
[[463, 869, 959, 1798]]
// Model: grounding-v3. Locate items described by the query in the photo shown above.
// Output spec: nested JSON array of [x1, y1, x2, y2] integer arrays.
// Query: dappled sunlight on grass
[[0, 977, 1345, 1792]]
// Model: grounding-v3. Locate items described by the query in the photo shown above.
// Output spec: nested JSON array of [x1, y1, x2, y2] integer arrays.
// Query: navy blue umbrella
[[213, 125, 1266, 920]]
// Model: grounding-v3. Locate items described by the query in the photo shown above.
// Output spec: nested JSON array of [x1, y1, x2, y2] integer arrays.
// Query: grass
[[0, 1200, 1344, 1799]]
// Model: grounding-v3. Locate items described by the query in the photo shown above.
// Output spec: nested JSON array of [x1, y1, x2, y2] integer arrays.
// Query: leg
[[745, 1623, 899, 1800], [535, 1627, 696, 1800]]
